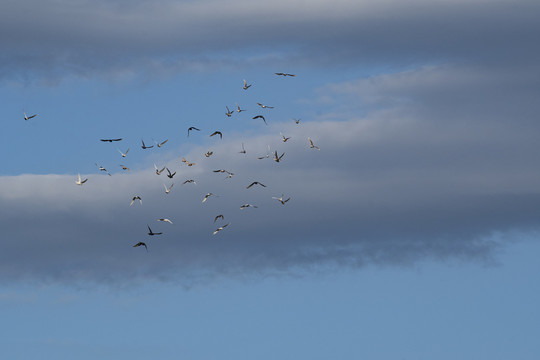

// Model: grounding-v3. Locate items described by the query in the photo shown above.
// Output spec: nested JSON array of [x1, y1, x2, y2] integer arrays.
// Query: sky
[[1, 0, 540, 358]]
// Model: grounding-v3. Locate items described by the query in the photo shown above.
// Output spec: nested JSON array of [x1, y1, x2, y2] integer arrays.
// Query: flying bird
[[240, 204, 258, 209], [141, 139, 154, 149], [120, 165, 130, 172], [95, 163, 111, 176], [272, 195, 291, 205], [213, 223, 231, 235], [225, 106, 233, 117], [101, 138, 122, 142], [75, 173, 88, 186], [292, 118, 301, 124], [275, 72, 296, 77], [158, 218, 174, 224], [181, 157, 196, 166], [256, 102, 274, 109], [273, 151, 285, 162], [24, 112, 38, 120], [243, 79, 252, 90], [247, 181, 266, 189], [210, 131, 223, 139], [118, 148, 130, 157], [154, 164, 166, 175], [182, 179, 196, 185], [253, 115, 267, 125], [280, 133, 291, 142], [164, 183, 174, 194], [147, 225, 162, 236], [257, 145, 271, 160], [188, 127, 200, 136], [155, 139, 168, 148], [202, 193, 214, 203], [205, 149, 214, 157], [133, 242, 148, 251], [308, 137, 320, 150], [236, 104, 246, 112], [166, 168, 176, 178], [239, 143, 246, 154], [214, 214, 224, 223], [130, 196, 142, 206]]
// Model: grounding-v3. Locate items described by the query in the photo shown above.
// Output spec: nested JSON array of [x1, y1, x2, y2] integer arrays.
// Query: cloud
[[1, 63, 538, 285], [1, 0, 539, 82]]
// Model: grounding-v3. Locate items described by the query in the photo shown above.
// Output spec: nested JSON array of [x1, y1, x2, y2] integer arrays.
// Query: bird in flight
[[240, 204, 258, 209], [257, 145, 271, 160], [130, 196, 142, 206], [164, 183, 174, 194], [133, 242, 148, 251], [236, 104, 246, 113], [147, 225, 162, 236], [182, 179, 196, 185], [275, 72, 296, 77], [280, 133, 291, 142], [118, 148, 129, 157], [272, 195, 291, 205], [214, 214, 224, 223], [253, 115, 267, 125], [202, 193, 215, 203], [210, 131, 223, 139], [154, 164, 166, 175], [256, 102, 274, 109], [239, 143, 246, 154], [24, 112, 38, 120], [75, 173, 88, 186], [155, 139, 168, 148], [243, 79, 252, 90], [205, 149, 213, 157], [225, 106, 233, 117], [308, 137, 320, 150], [166, 168, 176, 178], [120, 165, 130, 172], [188, 127, 200, 137], [292, 118, 301, 124], [101, 138, 122, 142], [213, 223, 231, 235], [158, 218, 174, 224], [247, 181, 266, 189], [273, 151, 285, 163], [95, 163, 112, 176], [181, 157, 196, 166], [141, 139, 154, 149]]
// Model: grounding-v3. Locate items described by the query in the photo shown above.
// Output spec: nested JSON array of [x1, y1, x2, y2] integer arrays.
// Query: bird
[[236, 104, 246, 112], [240, 204, 258, 209], [247, 181, 266, 189], [225, 106, 233, 117], [95, 163, 111, 176], [275, 72, 296, 77], [210, 131, 223, 139], [239, 143, 246, 154], [120, 165, 130, 172], [205, 150, 213, 157], [166, 168, 176, 178], [243, 79, 252, 90], [280, 133, 291, 142], [202, 193, 219, 203], [155, 139, 168, 148], [181, 157, 196, 166], [133, 242, 148, 251], [182, 179, 196, 185], [256, 102, 274, 109], [292, 118, 301, 124], [213, 169, 234, 177], [118, 148, 130, 157], [253, 115, 267, 125], [214, 214, 224, 223], [272, 195, 291, 205], [147, 225, 162, 236], [188, 127, 200, 136], [273, 151, 285, 162], [130, 196, 142, 206], [308, 137, 320, 150], [158, 218, 174, 224], [141, 139, 154, 149], [101, 138, 122, 142], [164, 183, 174, 194], [75, 173, 88, 186], [213, 223, 231, 235], [257, 145, 271, 160], [24, 112, 38, 120], [154, 164, 166, 175]]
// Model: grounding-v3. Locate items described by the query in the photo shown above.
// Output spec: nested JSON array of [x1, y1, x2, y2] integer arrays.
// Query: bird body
[[272, 195, 291, 205], [308, 137, 320, 150], [158, 218, 173, 224], [213, 223, 231, 235], [75, 173, 88, 186], [130, 196, 142, 206], [147, 225, 162, 236], [141, 140, 154, 149]]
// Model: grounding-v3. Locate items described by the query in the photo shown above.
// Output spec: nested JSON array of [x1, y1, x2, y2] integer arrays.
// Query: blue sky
[[1, 0, 540, 358]]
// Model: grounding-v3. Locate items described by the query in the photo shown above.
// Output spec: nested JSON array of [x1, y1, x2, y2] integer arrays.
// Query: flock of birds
[[28, 72, 320, 252]]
